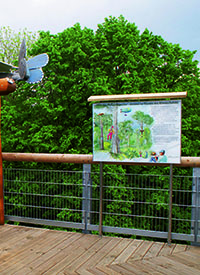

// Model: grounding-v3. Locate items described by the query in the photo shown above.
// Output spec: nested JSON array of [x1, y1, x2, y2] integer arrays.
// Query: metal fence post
[[99, 162, 103, 236], [192, 168, 200, 246], [82, 164, 92, 234], [168, 164, 173, 245]]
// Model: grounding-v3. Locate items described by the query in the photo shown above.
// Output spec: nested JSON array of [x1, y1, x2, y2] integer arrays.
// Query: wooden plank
[[62, 237, 118, 274], [88, 92, 187, 102], [127, 259, 176, 275], [169, 252, 200, 270], [120, 262, 168, 275], [13, 232, 81, 275], [0, 228, 47, 263], [0, 230, 69, 274], [0, 227, 46, 257], [112, 239, 143, 264], [127, 241, 153, 262], [185, 249, 200, 260], [172, 244, 187, 254], [0, 225, 199, 275], [98, 238, 132, 266], [86, 267, 106, 275], [74, 238, 123, 275], [93, 237, 123, 267], [0, 233, 50, 274], [0, 228, 72, 271], [187, 246, 200, 256], [0, 224, 15, 233], [32, 234, 100, 274], [21, 233, 84, 274], [89, 265, 120, 275], [118, 262, 150, 275], [0, 226, 25, 244], [85, 238, 132, 275], [158, 243, 176, 256], [109, 263, 135, 275], [148, 255, 198, 275], [143, 242, 164, 259], [0, 225, 43, 243], [93, 238, 131, 275]]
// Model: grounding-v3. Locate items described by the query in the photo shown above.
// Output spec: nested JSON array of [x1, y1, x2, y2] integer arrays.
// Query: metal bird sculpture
[[0, 39, 49, 95]]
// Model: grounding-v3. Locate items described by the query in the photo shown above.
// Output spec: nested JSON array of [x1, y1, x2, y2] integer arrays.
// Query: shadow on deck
[[0, 224, 200, 274]]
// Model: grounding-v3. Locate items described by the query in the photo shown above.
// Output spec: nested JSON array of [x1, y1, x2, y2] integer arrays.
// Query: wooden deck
[[0, 224, 200, 274]]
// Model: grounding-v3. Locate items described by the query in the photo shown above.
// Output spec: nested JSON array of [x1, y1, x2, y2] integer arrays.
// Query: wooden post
[[0, 97, 4, 225]]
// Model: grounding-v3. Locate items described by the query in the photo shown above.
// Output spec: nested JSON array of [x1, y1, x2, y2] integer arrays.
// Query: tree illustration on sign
[[94, 112, 112, 150], [119, 120, 134, 147], [111, 105, 120, 154], [132, 111, 154, 137]]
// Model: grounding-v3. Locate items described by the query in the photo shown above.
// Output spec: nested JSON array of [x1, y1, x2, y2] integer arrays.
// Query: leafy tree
[[0, 15, 199, 169], [0, 26, 38, 63], [1, 17, 199, 237]]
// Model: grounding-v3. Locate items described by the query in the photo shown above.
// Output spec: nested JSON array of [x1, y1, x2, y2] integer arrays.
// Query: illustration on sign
[[93, 100, 181, 164]]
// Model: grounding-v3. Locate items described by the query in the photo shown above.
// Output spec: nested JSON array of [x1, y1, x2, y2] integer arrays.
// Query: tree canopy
[[1, 16, 200, 170], [0, 26, 38, 63]]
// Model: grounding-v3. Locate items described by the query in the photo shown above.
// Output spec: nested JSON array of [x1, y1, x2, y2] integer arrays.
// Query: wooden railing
[[2, 152, 200, 167], [1, 152, 200, 227]]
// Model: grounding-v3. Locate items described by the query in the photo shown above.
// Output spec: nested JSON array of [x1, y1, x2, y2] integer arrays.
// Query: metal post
[[192, 168, 200, 245], [168, 164, 173, 245], [99, 162, 103, 236], [0, 97, 4, 225], [82, 164, 92, 234]]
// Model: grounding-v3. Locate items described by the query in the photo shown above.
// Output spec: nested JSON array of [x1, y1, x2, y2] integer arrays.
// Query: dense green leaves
[[0, 26, 38, 63], [1, 19, 199, 238], [0, 16, 199, 171]]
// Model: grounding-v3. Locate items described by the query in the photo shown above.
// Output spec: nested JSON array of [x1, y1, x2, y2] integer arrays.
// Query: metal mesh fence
[[101, 173, 170, 232], [90, 173, 194, 235], [3, 167, 199, 242], [4, 169, 84, 224]]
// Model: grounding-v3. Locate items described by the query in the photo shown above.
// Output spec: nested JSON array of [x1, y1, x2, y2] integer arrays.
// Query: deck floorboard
[[0, 224, 200, 275]]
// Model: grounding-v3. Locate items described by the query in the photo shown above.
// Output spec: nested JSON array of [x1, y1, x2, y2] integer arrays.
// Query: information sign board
[[93, 100, 181, 164]]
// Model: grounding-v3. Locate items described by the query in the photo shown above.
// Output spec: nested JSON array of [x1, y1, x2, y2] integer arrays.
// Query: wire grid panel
[[90, 172, 194, 236], [99, 173, 169, 232], [3, 168, 197, 240], [172, 175, 194, 235], [3, 168, 84, 224]]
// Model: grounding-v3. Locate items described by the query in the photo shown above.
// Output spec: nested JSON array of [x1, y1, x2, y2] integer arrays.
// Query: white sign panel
[[93, 100, 181, 164]]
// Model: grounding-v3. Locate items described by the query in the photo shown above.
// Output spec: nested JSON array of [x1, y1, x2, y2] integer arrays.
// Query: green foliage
[[1, 15, 199, 166], [1, 16, 199, 239], [0, 26, 39, 63]]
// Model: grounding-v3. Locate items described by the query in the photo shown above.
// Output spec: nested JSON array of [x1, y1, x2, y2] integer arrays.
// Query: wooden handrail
[[2, 153, 200, 167]]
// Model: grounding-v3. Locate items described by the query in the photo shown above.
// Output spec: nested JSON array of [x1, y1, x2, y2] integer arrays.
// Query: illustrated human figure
[[158, 150, 167, 163], [150, 152, 158, 163], [107, 126, 115, 140]]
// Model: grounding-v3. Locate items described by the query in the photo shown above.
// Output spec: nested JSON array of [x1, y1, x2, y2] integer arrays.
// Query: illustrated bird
[[120, 107, 131, 116]]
